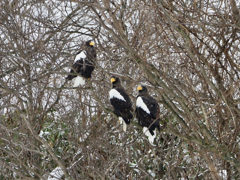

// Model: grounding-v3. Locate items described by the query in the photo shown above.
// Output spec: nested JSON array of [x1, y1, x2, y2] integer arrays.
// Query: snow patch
[[219, 170, 227, 180], [73, 76, 85, 87], [79, 132, 90, 142], [136, 97, 150, 114], [148, 169, 156, 177], [39, 130, 50, 138], [109, 89, 126, 101], [48, 167, 64, 180]]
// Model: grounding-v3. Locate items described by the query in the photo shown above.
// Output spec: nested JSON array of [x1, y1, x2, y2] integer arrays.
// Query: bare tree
[[0, 0, 240, 179]]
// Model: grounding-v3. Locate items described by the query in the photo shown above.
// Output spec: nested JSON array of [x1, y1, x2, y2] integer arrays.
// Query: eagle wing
[[109, 88, 133, 123], [116, 88, 132, 109], [72, 59, 84, 73], [141, 96, 159, 119]]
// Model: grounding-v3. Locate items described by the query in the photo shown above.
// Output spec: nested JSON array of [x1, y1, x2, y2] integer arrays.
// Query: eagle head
[[86, 40, 94, 47]]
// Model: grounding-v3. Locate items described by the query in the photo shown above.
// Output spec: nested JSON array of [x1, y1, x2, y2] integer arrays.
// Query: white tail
[[119, 117, 127, 132], [73, 76, 85, 87], [143, 127, 156, 145]]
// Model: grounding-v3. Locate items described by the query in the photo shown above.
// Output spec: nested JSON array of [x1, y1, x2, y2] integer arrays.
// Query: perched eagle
[[66, 40, 96, 86], [136, 85, 160, 145], [109, 76, 133, 132]]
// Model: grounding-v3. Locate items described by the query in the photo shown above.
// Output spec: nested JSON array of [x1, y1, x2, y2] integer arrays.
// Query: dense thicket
[[1, 0, 240, 179]]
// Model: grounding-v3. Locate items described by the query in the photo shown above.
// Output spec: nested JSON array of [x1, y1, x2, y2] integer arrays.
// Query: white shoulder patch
[[109, 89, 126, 102], [75, 51, 86, 61], [136, 97, 150, 114]]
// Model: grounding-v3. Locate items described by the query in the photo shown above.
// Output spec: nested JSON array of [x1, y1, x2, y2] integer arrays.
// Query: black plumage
[[66, 40, 96, 80], [109, 76, 133, 131], [136, 85, 160, 136]]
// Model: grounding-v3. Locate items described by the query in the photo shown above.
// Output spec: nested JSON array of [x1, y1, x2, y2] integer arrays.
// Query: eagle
[[109, 76, 133, 132], [135, 85, 160, 145], [66, 40, 96, 86]]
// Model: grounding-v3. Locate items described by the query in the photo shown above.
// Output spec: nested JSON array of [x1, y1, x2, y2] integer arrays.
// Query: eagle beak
[[89, 41, 94, 46], [111, 78, 116, 83], [137, 85, 142, 91]]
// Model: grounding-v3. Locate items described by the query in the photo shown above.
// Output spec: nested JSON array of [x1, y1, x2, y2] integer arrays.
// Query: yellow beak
[[89, 41, 94, 46], [137, 85, 142, 91], [111, 78, 116, 83]]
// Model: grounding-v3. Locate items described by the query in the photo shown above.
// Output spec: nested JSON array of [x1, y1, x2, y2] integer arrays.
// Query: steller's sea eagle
[[136, 85, 160, 145], [109, 76, 133, 132], [66, 40, 96, 86]]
